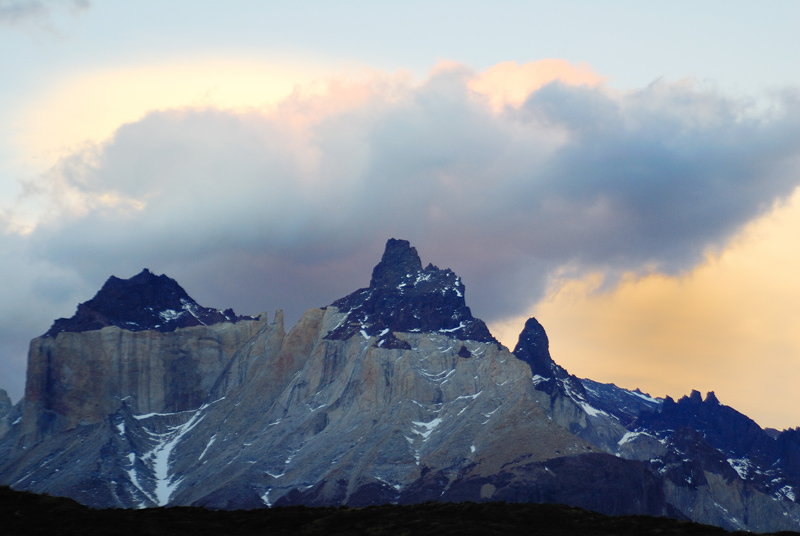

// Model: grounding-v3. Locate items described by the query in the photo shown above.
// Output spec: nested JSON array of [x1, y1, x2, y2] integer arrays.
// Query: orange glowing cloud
[[14, 58, 605, 172], [14, 58, 603, 175], [14, 58, 329, 169], [11, 58, 423, 184], [469, 59, 606, 112], [491, 188, 800, 430], [270, 68, 414, 132]]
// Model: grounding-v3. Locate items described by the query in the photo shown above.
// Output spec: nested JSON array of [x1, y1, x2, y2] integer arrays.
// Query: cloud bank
[[3, 61, 800, 401]]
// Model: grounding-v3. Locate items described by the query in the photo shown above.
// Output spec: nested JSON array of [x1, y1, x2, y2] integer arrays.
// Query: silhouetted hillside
[[3, 486, 797, 536]]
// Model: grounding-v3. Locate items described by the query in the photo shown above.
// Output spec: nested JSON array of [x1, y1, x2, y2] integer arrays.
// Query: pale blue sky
[[3, 1, 800, 95]]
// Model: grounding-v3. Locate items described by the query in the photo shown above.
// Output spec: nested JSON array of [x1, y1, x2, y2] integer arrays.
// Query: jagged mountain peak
[[369, 238, 424, 289], [325, 238, 495, 344], [512, 317, 565, 380], [637, 388, 774, 462], [45, 269, 252, 337], [511, 317, 599, 417]]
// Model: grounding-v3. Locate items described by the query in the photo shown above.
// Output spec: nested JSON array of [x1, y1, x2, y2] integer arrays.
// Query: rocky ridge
[[325, 239, 495, 346], [1, 239, 798, 532], [510, 313, 800, 531], [46, 269, 254, 337]]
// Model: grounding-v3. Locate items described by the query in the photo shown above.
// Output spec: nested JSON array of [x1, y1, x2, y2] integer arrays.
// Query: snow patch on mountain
[[411, 417, 443, 441]]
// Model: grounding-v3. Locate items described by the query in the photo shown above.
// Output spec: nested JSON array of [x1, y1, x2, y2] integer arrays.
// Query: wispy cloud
[[0, 0, 89, 28]]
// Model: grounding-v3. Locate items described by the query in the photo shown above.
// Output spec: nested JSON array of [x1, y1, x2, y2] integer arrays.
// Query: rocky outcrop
[[46, 269, 254, 336], [1, 240, 647, 517], [513, 317, 567, 380], [637, 390, 775, 463], [513, 317, 635, 456], [632, 392, 800, 531], [652, 428, 800, 532], [325, 239, 495, 345], [0, 390, 10, 419], [776, 428, 800, 482], [0, 390, 16, 440]]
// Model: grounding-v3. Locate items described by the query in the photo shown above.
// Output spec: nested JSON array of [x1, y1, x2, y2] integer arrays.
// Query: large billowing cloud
[[3, 61, 800, 401]]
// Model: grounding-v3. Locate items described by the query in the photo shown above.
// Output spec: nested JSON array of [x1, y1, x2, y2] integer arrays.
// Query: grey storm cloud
[[0, 0, 89, 25], [3, 66, 800, 401]]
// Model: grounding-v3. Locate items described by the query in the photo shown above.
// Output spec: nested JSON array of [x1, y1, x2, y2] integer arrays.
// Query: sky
[[1, 1, 800, 430]]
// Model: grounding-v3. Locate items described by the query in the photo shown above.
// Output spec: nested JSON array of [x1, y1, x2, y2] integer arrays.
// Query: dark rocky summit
[[512, 317, 596, 414], [637, 390, 776, 462], [45, 269, 252, 337], [777, 428, 800, 483], [325, 239, 495, 345], [513, 317, 570, 380]]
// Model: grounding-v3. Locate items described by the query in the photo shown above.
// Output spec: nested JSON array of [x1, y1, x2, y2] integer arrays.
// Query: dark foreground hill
[[3, 486, 793, 536]]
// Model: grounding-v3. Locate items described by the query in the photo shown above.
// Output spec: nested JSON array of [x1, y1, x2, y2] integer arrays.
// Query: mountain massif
[[1, 239, 798, 532]]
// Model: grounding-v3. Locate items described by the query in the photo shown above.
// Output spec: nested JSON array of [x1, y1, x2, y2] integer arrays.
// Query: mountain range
[[1, 238, 798, 532]]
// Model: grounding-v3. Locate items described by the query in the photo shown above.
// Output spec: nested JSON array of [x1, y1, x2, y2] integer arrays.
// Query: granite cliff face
[[18, 271, 267, 444], [0, 390, 10, 421], [0, 390, 16, 439], [22, 320, 267, 443], [0, 240, 798, 532]]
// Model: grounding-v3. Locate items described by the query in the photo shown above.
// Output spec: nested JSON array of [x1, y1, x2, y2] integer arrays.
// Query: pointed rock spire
[[513, 317, 555, 377], [512, 317, 572, 381], [369, 238, 423, 289], [325, 238, 495, 344]]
